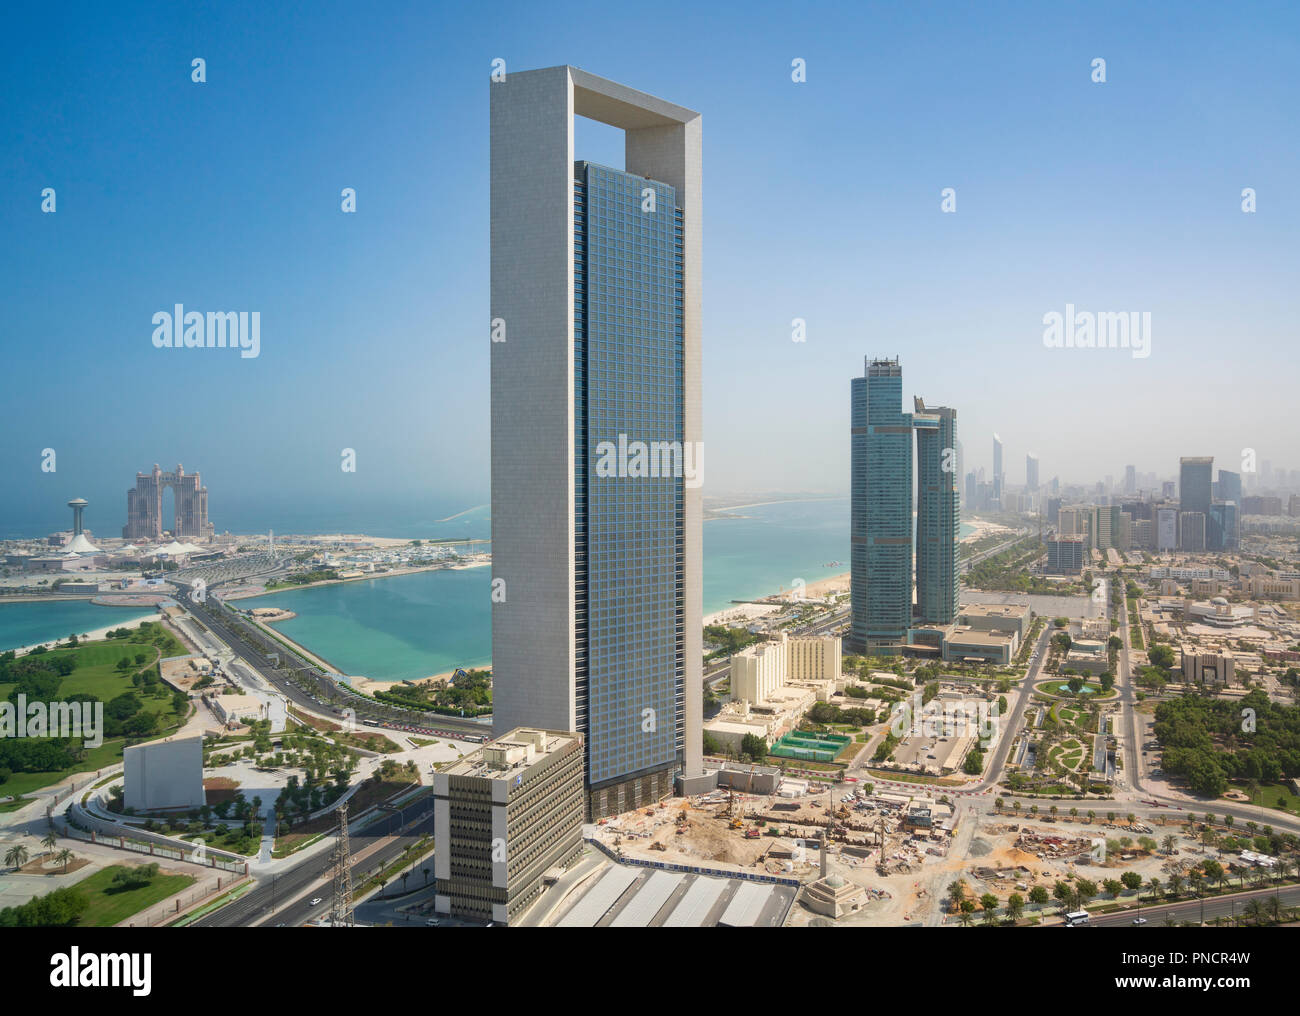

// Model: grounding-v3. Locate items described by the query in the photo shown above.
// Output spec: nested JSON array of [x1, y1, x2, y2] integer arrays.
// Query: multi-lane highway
[[177, 579, 489, 740], [193, 797, 435, 927]]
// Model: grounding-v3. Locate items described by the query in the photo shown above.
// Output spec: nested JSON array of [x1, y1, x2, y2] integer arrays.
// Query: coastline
[[6, 612, 157, 657], [227, 557, 490, 601], [1, 506, 1018, 681]]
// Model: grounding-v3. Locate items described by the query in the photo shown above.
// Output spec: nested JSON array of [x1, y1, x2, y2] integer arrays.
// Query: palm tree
[[55, 848, 73, 873], [4, 844, 29, 870], [1244, 898, 1266, 927], [1087, 809, 1096, 823], [1167, 873, 1185, 898], [41, 830, 58, 858], [1161, 833, 1177, 855], [947, 879, 967, 911]]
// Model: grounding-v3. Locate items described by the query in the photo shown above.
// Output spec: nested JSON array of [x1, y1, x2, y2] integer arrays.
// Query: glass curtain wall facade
[[1180, 456, 1213, 516], [850, 358, 913, 653], [914, 400, 960, 625], [574, 161, 685, 795]]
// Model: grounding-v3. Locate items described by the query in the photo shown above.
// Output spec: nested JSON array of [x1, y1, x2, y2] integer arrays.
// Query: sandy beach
[[699, 516, 1008, 628], [223, 557, 490, 600], [9, 613, 157, 657], [274, 531, 488, 549]]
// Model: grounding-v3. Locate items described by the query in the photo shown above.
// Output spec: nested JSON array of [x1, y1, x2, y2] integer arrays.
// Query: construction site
[[580, 781, 1212, 926], [585, 780, 963, 924]]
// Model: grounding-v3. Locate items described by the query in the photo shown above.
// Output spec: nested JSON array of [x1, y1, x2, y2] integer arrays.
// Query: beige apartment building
[[731, 632, 842, 704]]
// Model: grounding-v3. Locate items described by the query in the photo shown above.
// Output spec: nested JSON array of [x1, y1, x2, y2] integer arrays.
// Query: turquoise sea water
[[0, 600, 157, 651], [246, 498, 975, 683]]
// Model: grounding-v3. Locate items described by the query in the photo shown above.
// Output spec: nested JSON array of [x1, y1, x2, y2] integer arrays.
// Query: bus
[[1064, 911, 1090, 927]]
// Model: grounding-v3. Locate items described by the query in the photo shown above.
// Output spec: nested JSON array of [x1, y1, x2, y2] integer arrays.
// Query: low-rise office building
[[957, 603, 1031, 641], [1181, 650, 1236, 686], [433, 728, 583, 926]]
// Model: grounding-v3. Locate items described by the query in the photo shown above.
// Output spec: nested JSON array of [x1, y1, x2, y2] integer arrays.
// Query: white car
[[1132, 917, 1148, 925], [309, 897, 323, 907]]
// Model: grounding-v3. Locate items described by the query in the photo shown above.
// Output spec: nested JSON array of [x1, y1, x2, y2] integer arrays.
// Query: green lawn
[[0, 632, 189, 797], [1242, 782, 1300, 815], [73, 864, 197, 926], [1, 737, 131, 798]]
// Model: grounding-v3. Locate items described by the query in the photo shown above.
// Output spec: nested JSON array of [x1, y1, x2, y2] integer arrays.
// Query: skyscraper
[[992, 434, 1004, 504], [1218, 468, 1242, 508], [850, 358, 913, 653], [914, 398, 960, 625], [490, 66, 704, 817], [1025, 453, 1039, 492], [1180, 456, 1213, 516], [1124, 464, 1136, 494]]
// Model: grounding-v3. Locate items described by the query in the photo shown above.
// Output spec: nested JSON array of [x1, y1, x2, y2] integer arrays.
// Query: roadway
[[1089, 882, 1300, 927], [175, 579, 489, 740], [193, 797, 435, 927]]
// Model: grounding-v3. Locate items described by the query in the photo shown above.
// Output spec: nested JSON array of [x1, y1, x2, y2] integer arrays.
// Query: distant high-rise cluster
[[123, 463, 214, 540], [992, 433, 1004, 505], [849, 358, 960, 655]]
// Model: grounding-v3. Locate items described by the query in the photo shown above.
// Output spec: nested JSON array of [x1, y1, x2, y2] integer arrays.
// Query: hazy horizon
[[4, 0, 1298, 538]]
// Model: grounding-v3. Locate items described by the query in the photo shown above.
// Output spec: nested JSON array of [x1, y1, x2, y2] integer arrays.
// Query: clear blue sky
[[3, 0, 1297, 536]]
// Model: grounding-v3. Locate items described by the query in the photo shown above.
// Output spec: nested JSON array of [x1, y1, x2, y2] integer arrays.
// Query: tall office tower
[[1090, 504, 1119, 551], [1050, 475, 1060, 495], [1180, 511, 1207, 551], [1117, 511, 1132, 551], [1162, 480, 1177, 499], [1208, 502, 1237, 551], [1156, 508, 1178, 551], [1025, 453, 1039, 491], [1180, 456, 1213, 517], [1218, 469, 1242, 508], [992, 433, 1004, 503], [965, 470, 978, 509], [913, 398, 960, 625], [850, 358, 913, 654], [1124, 464, 1136, 494], [490, 67, 704, 817], [1046, 496, 1062, 525]]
